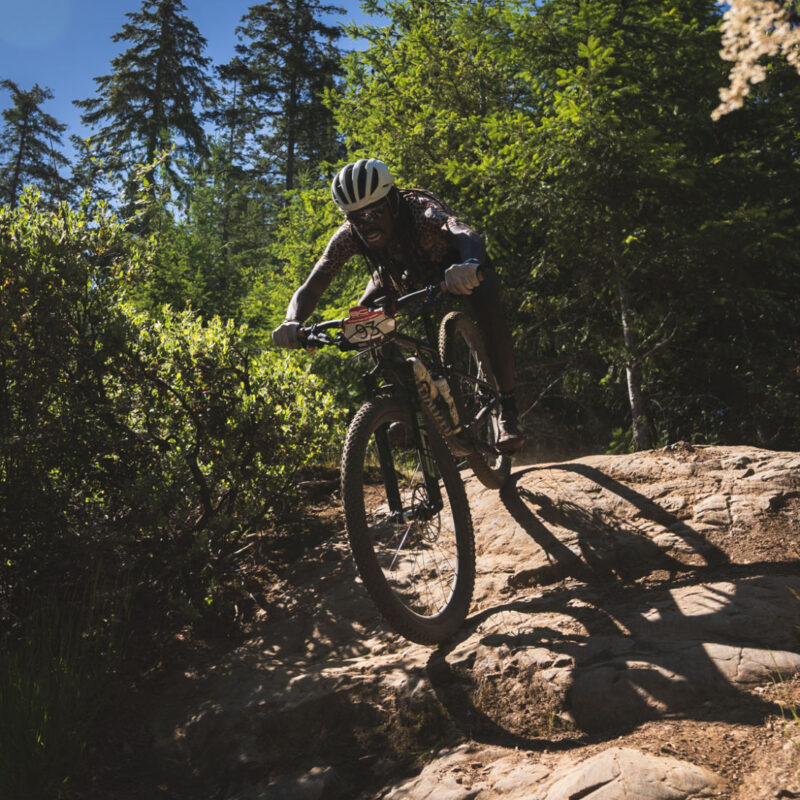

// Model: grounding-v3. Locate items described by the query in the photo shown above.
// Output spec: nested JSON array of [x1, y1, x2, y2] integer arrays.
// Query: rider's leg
[[468, 269, 514, 392], [467, 267, 524, 453]]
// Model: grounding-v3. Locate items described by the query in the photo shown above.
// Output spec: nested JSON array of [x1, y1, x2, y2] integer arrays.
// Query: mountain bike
[[299, 282, 510, 644]]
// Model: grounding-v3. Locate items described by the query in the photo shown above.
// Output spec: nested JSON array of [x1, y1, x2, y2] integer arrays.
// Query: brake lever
[[402, 268, 484, 319]]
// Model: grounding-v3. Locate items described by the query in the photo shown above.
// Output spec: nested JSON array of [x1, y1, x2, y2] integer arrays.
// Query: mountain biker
[[272, 158, 524, 453]]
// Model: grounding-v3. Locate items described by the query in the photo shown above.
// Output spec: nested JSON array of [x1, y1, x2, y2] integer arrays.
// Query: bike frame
[[360, 330, 445, 523], [301, 284, 500, 519]]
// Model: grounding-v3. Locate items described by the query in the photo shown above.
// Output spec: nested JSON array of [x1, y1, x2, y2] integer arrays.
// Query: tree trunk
[[285, 71, 298, 191], [9, 121, 28, 208], [614, 260, 652, 450]]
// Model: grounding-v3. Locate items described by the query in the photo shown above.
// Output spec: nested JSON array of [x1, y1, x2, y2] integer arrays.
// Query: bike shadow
[[426, 465, 799, 750], [497, 464, 728, 586]]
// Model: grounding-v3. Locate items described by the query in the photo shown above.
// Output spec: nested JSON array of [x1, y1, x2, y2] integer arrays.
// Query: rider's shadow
[[426, 466, 796, 749]]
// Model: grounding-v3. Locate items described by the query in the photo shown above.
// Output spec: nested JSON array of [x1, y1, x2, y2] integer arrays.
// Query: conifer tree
[[0, 80, 69, 208], [213, 58, 257, 174], [227, 0, 345, 191], [74, 0, 217, 198]]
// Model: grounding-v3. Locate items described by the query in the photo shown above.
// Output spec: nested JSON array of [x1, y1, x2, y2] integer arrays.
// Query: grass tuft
[[0, 572, 131, 799]]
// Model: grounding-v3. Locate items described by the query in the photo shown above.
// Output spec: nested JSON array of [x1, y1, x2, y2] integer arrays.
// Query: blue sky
[[0, 0, 384, 144]]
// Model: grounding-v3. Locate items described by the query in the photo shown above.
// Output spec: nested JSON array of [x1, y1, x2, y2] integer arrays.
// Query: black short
[[465, 261, 500, 310]]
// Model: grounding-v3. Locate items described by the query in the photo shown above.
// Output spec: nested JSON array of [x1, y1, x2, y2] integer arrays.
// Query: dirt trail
[[88, 445, 800, 799]]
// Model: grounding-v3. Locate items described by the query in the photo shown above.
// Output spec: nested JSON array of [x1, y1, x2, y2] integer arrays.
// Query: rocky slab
[[145, 445, 800, 799]]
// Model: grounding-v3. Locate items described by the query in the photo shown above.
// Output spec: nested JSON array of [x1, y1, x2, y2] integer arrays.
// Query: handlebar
[[299, 318, 347, 350], [297, 268, 483, 351], [298, 281, 444, 350]]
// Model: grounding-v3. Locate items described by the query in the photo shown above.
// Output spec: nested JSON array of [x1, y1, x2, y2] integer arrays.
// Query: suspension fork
[[363, 364, 443, 520], [373, 422, 403, 519]]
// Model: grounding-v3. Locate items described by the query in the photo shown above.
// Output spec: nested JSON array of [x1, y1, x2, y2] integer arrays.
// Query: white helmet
[[331, 158, 394, 213]]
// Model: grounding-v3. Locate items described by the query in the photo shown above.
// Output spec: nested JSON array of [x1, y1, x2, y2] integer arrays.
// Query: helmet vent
[[355, 160, 368, 199], [343, 166, 356, 205]]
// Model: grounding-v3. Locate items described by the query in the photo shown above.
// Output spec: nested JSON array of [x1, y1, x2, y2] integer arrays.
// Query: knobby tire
[[341, 397, 475, 645], [439, 312, 511, 490]]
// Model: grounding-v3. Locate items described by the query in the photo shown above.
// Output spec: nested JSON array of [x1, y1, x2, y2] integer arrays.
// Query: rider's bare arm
[[285, 223, 359, 322], [286, 269, 334, 323]]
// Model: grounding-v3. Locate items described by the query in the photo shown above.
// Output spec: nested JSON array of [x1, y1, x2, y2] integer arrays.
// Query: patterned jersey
[[312, 189, 471, 291]]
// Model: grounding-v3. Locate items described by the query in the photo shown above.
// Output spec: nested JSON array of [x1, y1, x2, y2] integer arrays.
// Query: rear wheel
[[341, 397, 475, 645], [439, 311, 511, 490]]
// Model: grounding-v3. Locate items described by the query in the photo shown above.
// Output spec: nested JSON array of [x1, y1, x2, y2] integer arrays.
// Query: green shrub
[[0, 187, 349, 799], [0, 189, 345, 620], [111, 305, 346, 610]]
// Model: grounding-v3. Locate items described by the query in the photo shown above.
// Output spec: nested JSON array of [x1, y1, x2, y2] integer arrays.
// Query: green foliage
[[140, 140, 279, 319], [3, 0, 797, 462], [332, 0, 800, 452], [0, 190, 353, 788], [0, 191, 345, 622], [0, 192, 146, 581], [224, 0, 346, 190], [113, 304, 345, 596]]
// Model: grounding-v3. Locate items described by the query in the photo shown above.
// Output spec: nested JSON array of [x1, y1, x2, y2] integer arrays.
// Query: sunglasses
[[347, 199, 390, 225]]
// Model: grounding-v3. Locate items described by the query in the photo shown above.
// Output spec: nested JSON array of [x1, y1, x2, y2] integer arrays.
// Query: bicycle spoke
[[389, 522, 413, 570], [362, 422, 459, 617]]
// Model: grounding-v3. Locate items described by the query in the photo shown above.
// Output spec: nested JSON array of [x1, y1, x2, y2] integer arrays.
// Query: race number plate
[[341, 306, 396, 345]]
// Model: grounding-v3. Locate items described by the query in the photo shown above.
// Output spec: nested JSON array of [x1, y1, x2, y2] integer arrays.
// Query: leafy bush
[[0, 190, 345, 621], [112, 306, 346, 610], [0, 186, 348, 798]]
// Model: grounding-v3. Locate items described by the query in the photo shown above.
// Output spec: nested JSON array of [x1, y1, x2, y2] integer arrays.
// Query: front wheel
[[439, 312, 511, 490], [341, 397, 475, 645]]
